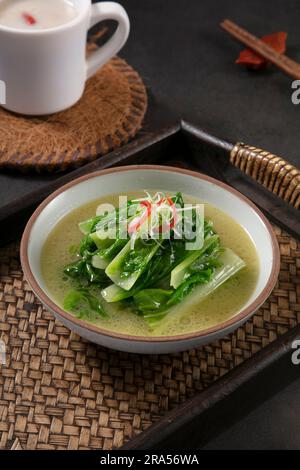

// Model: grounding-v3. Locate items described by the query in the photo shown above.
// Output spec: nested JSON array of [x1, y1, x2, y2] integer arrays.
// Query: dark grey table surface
[[121, 0, 300, 166], [1, 0, 299, 451], [118, 0, 300, 451]]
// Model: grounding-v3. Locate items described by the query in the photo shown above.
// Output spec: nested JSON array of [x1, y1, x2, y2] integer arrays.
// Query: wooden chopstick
[[220, 19, 300, 80]]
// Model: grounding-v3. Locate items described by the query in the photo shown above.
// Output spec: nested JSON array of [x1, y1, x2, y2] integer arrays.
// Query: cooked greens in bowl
[[41, 190, 259, 337], [21, 166, 279, 353]]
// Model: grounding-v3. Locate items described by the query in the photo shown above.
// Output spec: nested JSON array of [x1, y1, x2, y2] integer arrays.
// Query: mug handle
[[86, 2, 130, 79]]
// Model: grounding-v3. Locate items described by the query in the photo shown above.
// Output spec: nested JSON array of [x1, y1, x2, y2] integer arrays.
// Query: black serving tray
[[1, 119, 300, 450], [122, 326, 300, 450]]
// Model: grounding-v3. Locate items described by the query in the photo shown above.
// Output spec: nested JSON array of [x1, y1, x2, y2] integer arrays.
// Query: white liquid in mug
[[0, 0, 78, 30]]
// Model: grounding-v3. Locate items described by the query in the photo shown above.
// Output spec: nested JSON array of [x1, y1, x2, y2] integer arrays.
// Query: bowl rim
[[20, 164, 281, 343]]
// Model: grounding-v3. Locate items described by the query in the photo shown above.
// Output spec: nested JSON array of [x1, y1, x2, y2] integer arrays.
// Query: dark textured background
[[118, 0, 300, 450], [120, 0, 300, 166], [1, 0, 299, 450]]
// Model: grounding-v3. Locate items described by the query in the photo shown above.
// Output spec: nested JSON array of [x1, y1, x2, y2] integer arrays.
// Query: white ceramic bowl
[[20, 166, 280, 354]]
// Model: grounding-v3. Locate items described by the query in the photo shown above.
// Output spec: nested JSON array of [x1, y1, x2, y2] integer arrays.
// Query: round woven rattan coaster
[[0, 56, 147, 173], [0, 225, 299, 450]]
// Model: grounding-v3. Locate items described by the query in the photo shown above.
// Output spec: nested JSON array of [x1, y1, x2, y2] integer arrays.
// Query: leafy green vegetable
[[172, 192, 184, 208], [64, 258, 109, 286], [145, 248, 246, 328], [132, 268, 213, 320], [63, 290, 85, 311], [90, 232, 116, 250], [170, 234, 219, 289], [189, 245, 224, 272], [79, 234, 97, 257], [79, 215, 103, 235], [63, 289, 107, 320], [167, 268, 213, 306], [101, 239, 186, 302], [105, 238, 160, 290], [133, 289, 172, 312], [79, 203, 130, 236], [62, 192, 247, 328], [92, 238, 128, 269]]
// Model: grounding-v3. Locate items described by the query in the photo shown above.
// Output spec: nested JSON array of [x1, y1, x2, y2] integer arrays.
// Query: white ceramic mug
[[0, 0, 130, 115]]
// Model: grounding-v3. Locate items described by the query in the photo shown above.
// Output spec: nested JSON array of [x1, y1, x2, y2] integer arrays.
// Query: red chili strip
[[128, 200, 152, 234], [166, 197, 177, 229], [22, 12, 37, 25]]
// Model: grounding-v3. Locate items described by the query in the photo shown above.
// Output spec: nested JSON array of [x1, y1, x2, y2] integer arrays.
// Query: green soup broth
[[41, 193, 259, 337]]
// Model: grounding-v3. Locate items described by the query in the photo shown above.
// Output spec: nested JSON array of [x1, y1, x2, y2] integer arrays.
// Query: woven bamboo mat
[[0, 225, 299, 450]]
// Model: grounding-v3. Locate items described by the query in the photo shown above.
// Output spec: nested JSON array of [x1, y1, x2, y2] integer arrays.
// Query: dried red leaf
[[236, 31, 287, 69]]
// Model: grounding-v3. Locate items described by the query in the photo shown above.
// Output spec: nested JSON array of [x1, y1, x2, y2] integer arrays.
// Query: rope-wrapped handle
[[230, 143, 300, 209]]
